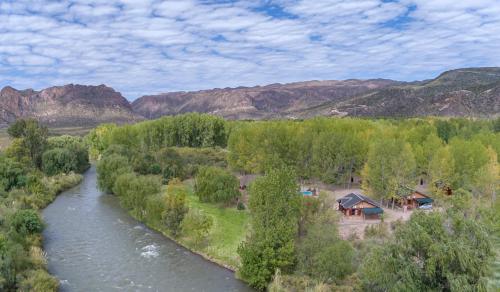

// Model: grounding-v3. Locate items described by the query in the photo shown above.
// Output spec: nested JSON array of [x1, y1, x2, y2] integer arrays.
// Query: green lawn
[[490, 237, 500, 290], [182, 180, 250, 268]]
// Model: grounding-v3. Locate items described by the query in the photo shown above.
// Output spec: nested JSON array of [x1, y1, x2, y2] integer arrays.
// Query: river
[[42, 166, 253, 292]]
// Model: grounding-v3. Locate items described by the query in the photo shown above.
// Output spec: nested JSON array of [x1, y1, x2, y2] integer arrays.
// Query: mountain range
[[1, 67, 499, 127]]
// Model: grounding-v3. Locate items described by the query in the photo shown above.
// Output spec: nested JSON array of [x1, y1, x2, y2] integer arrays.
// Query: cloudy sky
[[1, 0, 499, 99]]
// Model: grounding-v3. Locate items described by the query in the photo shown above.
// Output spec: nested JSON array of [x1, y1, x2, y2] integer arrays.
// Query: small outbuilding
[[337, 193, 383, 220], [394, 186, 434, 210]]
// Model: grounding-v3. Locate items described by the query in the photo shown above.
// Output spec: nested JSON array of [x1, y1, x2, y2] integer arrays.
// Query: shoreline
[[126, 209, 240, 273]]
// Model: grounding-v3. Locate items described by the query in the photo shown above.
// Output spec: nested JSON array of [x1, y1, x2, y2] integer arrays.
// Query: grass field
[[182, 180, 250, 268], [490, 237, 500, 290]]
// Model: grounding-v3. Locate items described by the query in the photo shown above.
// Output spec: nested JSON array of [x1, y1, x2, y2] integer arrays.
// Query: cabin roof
[[397, 185, 430, 198], [337, 193, 381, 209]]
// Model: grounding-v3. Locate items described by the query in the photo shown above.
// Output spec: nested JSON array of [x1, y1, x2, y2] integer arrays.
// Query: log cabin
[[394, 186, 433, 210], [337, 193, 383, 220]]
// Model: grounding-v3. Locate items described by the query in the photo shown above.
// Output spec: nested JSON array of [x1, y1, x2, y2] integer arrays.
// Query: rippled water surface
[[43, 166, 252, 292]]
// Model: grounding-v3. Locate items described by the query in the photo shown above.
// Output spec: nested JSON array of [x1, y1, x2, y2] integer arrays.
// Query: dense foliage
[[238, 168, 301, 289], [0, 119, 86, 291], [162, 179, 189, 237], [90, 114, 499, 291], [194, 166, 240, 204], [360, 210, 493, 291]]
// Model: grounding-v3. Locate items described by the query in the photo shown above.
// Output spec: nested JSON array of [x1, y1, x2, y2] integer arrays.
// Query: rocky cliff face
[[131, 79, 401, 120], [0, 84, 141, 126], [132, 67, 500, 120], [1, 67, 499, 126]]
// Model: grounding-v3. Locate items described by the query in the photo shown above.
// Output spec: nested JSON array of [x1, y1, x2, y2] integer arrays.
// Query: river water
[[42, 166, 252, 292]]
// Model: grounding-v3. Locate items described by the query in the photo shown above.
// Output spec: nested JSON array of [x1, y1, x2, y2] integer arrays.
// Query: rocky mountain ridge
[[1, 67, 499, 127]]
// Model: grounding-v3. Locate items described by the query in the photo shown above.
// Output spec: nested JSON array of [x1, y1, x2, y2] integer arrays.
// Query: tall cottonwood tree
[[238, 168, 301, 290], [362, 137, 416, 204]]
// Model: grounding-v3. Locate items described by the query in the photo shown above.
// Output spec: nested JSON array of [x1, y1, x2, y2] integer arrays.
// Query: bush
[[10, 210, 44, 235], [194, 166, 240, 204], [297, 211, 355, 283], [113, 172, 161, 219], [19, 269, 59, 292], [96, 154, 131, 193], [162, 179, 189, 236], [0, 155, 27, 192], [237, 201, 246, 210], [145, 194, 165, 224], [42, 148, 76, 176], [47, 135, 90, 173], [181, 209, 213, 246]]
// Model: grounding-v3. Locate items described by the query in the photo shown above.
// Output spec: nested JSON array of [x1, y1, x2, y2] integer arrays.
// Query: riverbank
[[127, 180, 250, 272], [0, 171, 82, 291], [43, 166, 253, 291]]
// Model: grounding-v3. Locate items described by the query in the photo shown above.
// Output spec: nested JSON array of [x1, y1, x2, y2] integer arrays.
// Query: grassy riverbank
[[490, 237, 500, 290], [133, 180, 250, 271], [183, 180, 250, 268]]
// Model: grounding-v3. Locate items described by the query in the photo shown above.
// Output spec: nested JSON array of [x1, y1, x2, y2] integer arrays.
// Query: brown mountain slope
[[327, 67, 500, 118], [132, 67, 500, 119], [0, 84, 142, 126], [132, 79, 402, 120], [1, 67, 499, 126]]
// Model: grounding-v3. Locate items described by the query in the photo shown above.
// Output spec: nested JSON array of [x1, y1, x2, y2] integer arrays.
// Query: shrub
[[42, 148, 76, 176], [116, 173, 161, 218], [237, 201, 246, 210], [96, 154, 131, 193], [19, 269, 59, 292], [194, 166, 240, 204], [10, 210, 44, 235], [0, 155, 27, 192], [181, 209, 213, 246], [162, 179, 189, 236]]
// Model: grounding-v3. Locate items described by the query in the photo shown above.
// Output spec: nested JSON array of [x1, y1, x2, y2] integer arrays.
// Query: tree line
[[89, 113, 500, 291]]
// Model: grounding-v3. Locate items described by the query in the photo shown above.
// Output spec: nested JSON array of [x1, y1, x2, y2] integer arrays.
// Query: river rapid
[[42, 166, 253, 292]]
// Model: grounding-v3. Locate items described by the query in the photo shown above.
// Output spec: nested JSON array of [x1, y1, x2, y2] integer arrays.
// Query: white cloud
[[0, 0, 499, 99]]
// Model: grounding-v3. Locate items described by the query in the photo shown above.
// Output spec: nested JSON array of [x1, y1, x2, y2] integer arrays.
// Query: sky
[[0, 0, 499, 100]]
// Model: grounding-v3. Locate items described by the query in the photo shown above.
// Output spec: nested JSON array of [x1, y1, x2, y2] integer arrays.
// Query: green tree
[[297, 210, 355, 283], [181, 209, 213, 246], [42, 148, 76, 176], [194, 166, 240, 204], [429, 146, 455, 196], [362, 137, 416, 203], [8, 119, 48, 168], [47, 135, 90, 173], [360, 212, 493, 291], [449, 138, 489, 190], [113, 173, 161, 219], [162, 179, 189, 236], [238, 168, 301, 290], [96, 154, 131, 193], [474, 146, 499, 201]]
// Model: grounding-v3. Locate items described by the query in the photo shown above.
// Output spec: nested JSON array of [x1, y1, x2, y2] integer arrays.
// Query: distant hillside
[[133, 67, 500, 119], [131, 79, 402, 120], [1, 67, 499, 127], [0, 84, 142, 126]]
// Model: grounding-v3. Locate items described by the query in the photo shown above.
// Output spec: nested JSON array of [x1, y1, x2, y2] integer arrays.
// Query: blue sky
[[0, 0, 499, 99]]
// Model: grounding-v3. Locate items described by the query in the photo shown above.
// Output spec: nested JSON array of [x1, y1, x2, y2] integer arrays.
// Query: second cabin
[[392, 186, 433, 210], [337, 193, 383, 220]]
